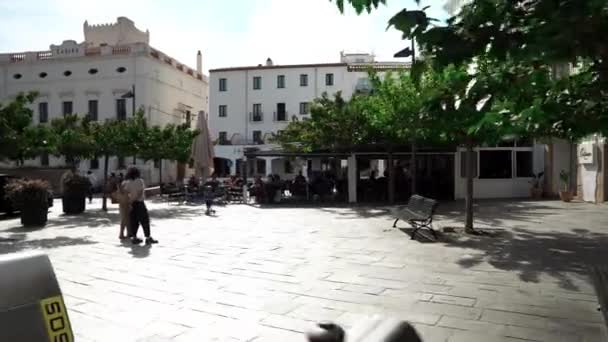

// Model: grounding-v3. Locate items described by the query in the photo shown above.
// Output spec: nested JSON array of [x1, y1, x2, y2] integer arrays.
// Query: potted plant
[[62, 172, 91, 214], [530, 172, 544, 199], [559, 170, 573, 202], [4, 179, 50, 226]]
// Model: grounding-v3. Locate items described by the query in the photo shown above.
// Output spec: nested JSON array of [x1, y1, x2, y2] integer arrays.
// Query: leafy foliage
[[0, 92, 38, 163], [332, 0, 387, 14], [4, 178, 50, 209], [51, 114, 95, 168]]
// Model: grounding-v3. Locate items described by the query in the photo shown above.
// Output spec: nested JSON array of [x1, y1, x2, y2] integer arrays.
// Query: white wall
[[209, 64, 370, 163], [0, 45, 208, 185], [454, 145, 545, 199], [578, 136, 604, 202]]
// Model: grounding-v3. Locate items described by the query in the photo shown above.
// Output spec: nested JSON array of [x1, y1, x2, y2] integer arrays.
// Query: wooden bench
[[590, 265, 608, 328], [392, 195, 439, 239]]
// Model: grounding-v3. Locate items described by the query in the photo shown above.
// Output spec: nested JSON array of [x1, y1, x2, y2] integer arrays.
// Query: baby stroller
[[202, 184, 216, 215]]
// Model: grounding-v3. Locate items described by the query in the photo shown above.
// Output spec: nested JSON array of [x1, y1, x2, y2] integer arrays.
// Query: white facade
[[209, 53, 407, 178], [0, 17, 208, 185]]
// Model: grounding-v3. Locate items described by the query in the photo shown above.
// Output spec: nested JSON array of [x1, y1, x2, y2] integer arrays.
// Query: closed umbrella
[[191, 111, 215, 180]]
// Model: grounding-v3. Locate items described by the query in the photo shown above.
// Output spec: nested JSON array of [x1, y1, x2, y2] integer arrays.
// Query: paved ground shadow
[[0, 234, 97, 254]]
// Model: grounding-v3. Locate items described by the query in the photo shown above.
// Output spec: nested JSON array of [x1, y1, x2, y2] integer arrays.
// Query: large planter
[[530, 188, 543, 199], [62, 196, 86, 214], [559, 191, 573, 202], [21, 201, 48, 227]]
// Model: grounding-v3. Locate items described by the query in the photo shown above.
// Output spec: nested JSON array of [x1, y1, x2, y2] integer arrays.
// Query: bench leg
[[393, 218, 399, 228], [410, 221, 420, 240]]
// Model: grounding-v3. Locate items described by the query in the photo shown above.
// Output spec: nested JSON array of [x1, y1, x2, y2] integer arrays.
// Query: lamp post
[[121, 85, 136, 164], [394, 39, 417, 196]]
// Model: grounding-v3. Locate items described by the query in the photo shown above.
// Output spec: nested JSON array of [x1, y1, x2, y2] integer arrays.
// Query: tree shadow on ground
[[437, 227, 608, 291], [0, 234, 97, 254]]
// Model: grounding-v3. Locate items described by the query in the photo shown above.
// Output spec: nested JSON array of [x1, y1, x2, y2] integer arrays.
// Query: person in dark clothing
[[123, 167, 158, 245]]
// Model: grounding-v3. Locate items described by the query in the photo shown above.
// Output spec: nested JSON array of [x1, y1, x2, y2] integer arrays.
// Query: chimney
[[266, 57, 273, 66], [196, 50, 202, 73]]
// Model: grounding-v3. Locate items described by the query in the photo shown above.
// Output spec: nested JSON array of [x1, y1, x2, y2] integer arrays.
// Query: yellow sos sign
[[39, 295, 74, 342]]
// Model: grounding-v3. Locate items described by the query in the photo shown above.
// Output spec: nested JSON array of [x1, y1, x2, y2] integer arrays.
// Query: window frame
[[252, 130, 262, 144], [299, 102, 310, 115], [218, 131, 228, 145], [325, 73, 334, 86], [62, 101, 73, 116], [116, 98, 127, 120], [300, 74, 308, 87], [38, 102, 48, 123], [218, 105, 227, 117], [88, 99, 98, 121], [253, 76, 262, 90], [277, 75, 286, 89], [465, 146, 535, 180], [219, 78, 227, 92]]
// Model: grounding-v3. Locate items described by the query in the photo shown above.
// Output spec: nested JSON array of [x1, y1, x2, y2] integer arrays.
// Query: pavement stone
[[0, 198, 607, 341]]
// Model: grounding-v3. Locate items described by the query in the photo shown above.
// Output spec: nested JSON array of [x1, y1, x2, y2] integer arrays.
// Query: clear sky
[[0, 0, 448, 73]]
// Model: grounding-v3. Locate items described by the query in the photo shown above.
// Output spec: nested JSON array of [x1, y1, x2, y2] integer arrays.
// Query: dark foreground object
[[0, 252, 74, 341], [307, 317, 423, 342]]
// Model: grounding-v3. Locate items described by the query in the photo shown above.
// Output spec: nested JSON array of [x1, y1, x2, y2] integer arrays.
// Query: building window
[[252, 104, 263, 121], [219, 131, 228, 145], [325, 73, 334, 86], [154, 159, 161, 168], [253, 76, 262, 90], [459, 151, 478, 178], [218, 105, 227, 117], [276, 103, 286, 121], [117, 157, 126, 169], [516, 151, 534, 177], [40, 153, 49, 167], [284, 160, 293, 173], [62, 101, 73, 116], [256, 158, 266, 174], [277, 75, 285, 88], [299, 102, 310, 115], [39, 102, 48, 123], [300, 74, 308, 86], [479, 150, 512, 179], [63, 70, 72, 77], [88, 68, 98, 75], [13, 74, 22, 80], [185, 110, 192, 127], [116, 99, 127, 120], [219, 78, 227, 92], [253, 130, 262, 144], [116, 67, 126, 73], [88, 100, 98, 121], [90, 158, 100, 170], [39, 72, 47, 78]]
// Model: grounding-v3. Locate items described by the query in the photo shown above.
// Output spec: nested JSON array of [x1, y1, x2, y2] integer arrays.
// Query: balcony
[[249, 112, 264, 122], [273, 111, 288, 122]]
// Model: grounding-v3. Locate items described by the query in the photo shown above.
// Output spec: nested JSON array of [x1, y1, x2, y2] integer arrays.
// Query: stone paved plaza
[[1, 198, 607, 341]]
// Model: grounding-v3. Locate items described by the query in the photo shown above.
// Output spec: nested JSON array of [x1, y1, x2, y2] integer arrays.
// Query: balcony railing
[[249, 112, 264, 122], [273, 111, 288, 122]]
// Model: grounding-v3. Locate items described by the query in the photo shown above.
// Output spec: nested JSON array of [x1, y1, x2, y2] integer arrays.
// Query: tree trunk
[[410, 140, 417, 195], [158, 159, 163, 186], [465, 140, 475, 233], [388, 152, 395, 204], [101, 154, 109, 211]]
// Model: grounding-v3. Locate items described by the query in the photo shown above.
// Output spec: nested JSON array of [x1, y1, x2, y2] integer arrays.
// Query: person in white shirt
[[122, 167, 158, 245], [86, 170, 97, 203]]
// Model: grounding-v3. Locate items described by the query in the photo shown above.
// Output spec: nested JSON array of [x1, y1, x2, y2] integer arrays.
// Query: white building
[[0, 17, 208, 185], [209, 52, 407, 178]]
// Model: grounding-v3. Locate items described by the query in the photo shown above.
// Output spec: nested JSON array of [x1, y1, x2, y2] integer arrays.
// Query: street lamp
[[121, 84, 136, 117], [121, 85, 136, 164]]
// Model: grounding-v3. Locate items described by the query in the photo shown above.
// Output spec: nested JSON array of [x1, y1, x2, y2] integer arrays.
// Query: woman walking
[[123, 167, 158, 245], [115, 181, 130, 240]]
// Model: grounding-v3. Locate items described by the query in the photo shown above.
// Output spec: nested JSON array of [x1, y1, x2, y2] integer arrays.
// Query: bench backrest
[[408, 195, 438, 218]]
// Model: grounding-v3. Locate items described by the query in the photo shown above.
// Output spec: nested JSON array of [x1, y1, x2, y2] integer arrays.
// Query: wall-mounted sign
[[578, 143, 595, 164]]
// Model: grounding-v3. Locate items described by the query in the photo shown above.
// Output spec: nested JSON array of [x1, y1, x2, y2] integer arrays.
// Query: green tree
[[89, 119, 131, 210], [50, 114, 95, 170], [0, 92, 38, 164]]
